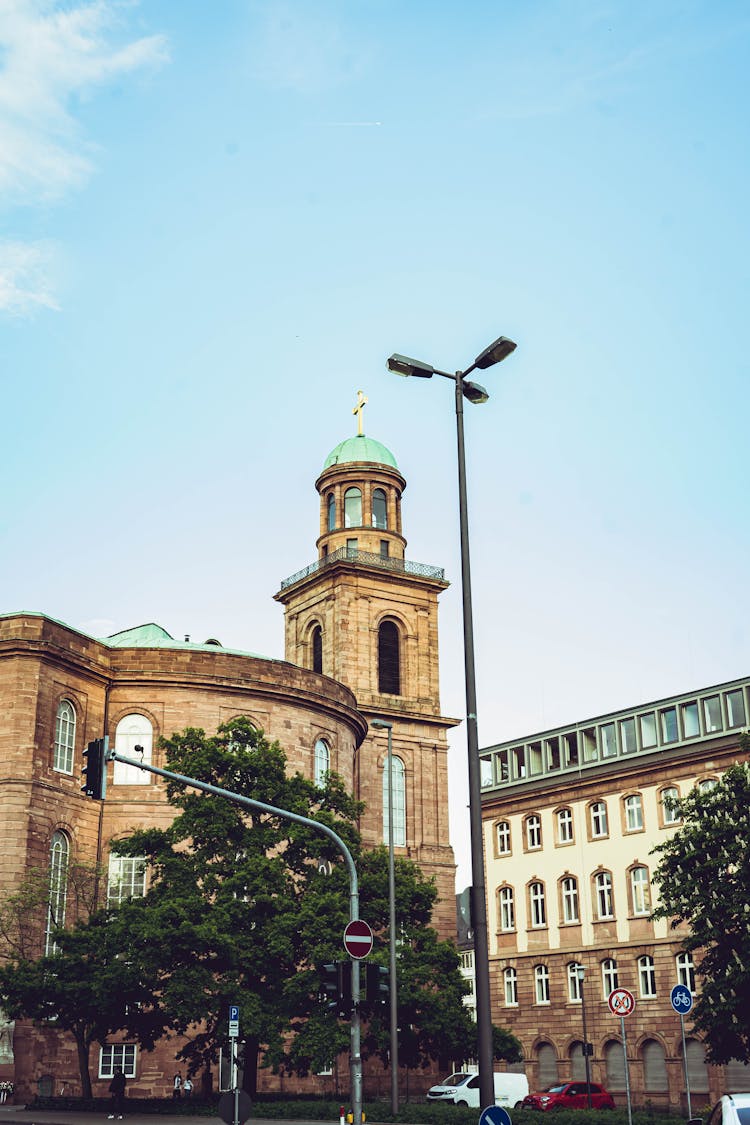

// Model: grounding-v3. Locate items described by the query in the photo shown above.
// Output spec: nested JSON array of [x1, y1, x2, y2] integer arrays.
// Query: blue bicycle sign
[[670, 984, 693, 1014]]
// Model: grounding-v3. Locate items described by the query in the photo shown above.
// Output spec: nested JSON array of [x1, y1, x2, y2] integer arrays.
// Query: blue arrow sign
[[479, 1105, 512, 1125], [670, 985, 693, 1014]]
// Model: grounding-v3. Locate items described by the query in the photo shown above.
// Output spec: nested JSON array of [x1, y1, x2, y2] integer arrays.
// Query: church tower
[[275, 398, 457, 936]]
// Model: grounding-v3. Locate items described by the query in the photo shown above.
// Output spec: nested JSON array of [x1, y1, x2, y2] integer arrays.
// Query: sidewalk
[[0, 1111, 336, 1125]]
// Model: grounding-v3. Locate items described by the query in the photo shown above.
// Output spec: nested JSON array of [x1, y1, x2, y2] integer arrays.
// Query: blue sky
[[2, 0, 749, 886]]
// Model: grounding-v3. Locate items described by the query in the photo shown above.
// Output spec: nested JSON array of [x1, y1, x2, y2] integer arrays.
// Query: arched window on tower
[[54, 699, 76, 774], [311, 624, 323, 674], [372, 488, 388, 530], [314, 739, 330, 787], [327, 492, 336, 531], [383, 755, 406, 846], [344, 487, 362, 528], [113, 714, 153, 785], [45, 830, 70, 955], [378, 619, 401, 695]]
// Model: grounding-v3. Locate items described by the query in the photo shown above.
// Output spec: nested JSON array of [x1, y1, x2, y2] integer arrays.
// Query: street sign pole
[[679, 1012, 692, 1121], [620, 1016, 632, 1125], [671, 984, 694, 1120], [608, 989, 634, 1125]]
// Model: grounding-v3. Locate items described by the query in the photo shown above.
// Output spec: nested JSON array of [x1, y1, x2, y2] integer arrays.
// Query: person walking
[[183, 1077, 193, 1099], [172, 1073, 182, 1100], [107, 1068, 126, 1119]]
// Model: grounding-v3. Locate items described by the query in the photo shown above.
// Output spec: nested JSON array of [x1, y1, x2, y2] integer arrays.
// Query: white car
[[703, 1093, 750, 1125]]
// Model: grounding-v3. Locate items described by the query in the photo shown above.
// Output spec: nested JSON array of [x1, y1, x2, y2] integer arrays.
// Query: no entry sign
[[343, 919, 373, 959]]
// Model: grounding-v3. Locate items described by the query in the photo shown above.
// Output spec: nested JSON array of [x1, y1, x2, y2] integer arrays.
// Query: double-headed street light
[[369, 719, 398, 1114], [386, 335, 517, 1111]]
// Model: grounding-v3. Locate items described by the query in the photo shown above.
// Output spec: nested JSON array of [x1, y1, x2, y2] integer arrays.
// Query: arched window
[[534, 965, 550, 1004], [496, 821, 511, 855], [113, 714, 153, 786], [314, 739, 330, 787], [327, 492, 336, 531], [638, 955, 656, 998], [590, 800, 608, 838], [53, 699, 76, 774], [503, 967, 518, 1006], [567, 961, 584, 1001], [525, 814, 542, 849], [659, 785, 681, 826], [344, 487, 362, 528], [594, 871, 614, 919], [561, 876, 579, 923], [630, 866, 651, 915], [383, 755, 406, 846], [676, 952, 696, 992], [498, 886, 515, 931], [601, 958, 619, 997], [642, 1039, 668, 1092], [624, 793, 644, 831], [45, 830, 69, 955], [537, 1042, 558, 1085], [372, 488, 388, 530], [378, 619, 401, 695], [605, 1039, 626, 1091], [311, 624, 323, 674], [529, 881, 547, 927], [556, 807, 573, 843]]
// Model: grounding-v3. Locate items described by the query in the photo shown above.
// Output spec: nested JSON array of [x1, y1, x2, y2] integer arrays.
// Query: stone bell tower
[[274, 395, 457, 936]]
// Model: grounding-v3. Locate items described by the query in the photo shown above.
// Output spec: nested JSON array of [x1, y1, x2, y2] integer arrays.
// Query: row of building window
[[483, 683, 748, 787], [327, 488, 389, 532], [498, 864, 653, 931], [502, 953, 696, 1007], [495, 781, 717, 857]]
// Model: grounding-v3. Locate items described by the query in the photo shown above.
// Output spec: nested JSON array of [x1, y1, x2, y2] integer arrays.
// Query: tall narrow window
[[595, 871, 614, 919], [314, 739, 330, 788], [525, 814, 542, 849], [311, 625, 323, 674], [534, 964, 550, 1004], [561, 877, 579, 923], [378, 620, 401, 695], [624, 793, 644, 831], [344, 487, 362, 528], [383, 755, 406, 846], [601, 958, 619, 997], [676, 952, 696, 992], [496, 821, 511, 855], [504, 967, 518, 1006], [567, 962, 584, 1001], [530, 882, 547, 927], [372, 488, 388, 529], [53, 699, 76, 774], [630, 866, 651, 915], [327, 492, 336, 531], [45, 830, 70, 955], [107, 855, 147, 908], [638, 955, 656, 998], [557, 808, 573, 843], [660, 786, 681, 826], [499, 886, 515, 931], [590, 801, 608, 838], [113, 714, 153, 785]]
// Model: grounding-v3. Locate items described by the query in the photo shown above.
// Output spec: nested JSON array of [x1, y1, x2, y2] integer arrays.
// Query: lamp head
[[386, 353, 435, 379], [473, 336, 517, 370], [370, 719, 393, 731], [462, 380, 490, 405]]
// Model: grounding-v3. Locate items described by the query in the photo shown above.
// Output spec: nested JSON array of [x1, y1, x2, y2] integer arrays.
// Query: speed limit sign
[[608, 987, 635, 1017]]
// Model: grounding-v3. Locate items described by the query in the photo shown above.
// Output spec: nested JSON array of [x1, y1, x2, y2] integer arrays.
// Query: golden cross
[[352, 389, 368, 436]]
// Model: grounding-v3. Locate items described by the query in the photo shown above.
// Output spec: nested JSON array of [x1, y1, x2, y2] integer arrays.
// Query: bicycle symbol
[[671, 984, 694, 1013]]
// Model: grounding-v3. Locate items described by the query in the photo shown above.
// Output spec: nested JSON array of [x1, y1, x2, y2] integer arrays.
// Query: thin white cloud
[[0, 0, 168, 312], [0, 240, 60, 316], [249, 1, 370, 93]]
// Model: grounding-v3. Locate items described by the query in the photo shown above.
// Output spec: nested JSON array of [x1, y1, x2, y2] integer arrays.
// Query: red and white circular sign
[[343, 919, 373, 959], [608, 988, 635, 1017]]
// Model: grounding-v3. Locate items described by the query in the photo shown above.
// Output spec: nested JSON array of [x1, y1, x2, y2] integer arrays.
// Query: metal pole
[[621, 1017, 633, 1125], [233, 1038, 239, 1125], [109, 749, 363, 1125], [454, 373, 494, 1108], [680, 1011, 692, 1120], [579, 970, 592, 1110], [371, 719, 399, 1113]]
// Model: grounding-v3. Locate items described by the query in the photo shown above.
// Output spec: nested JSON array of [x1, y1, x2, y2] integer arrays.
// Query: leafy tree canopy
[[651, 743, 750, 1064]]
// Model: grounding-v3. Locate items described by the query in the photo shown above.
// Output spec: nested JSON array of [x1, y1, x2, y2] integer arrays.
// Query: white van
[[427, 1071, 529, 1109]]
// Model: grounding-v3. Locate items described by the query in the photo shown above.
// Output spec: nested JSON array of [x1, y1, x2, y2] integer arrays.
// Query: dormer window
[[372, 488, 388, 529], [344, 488, 362, 528]]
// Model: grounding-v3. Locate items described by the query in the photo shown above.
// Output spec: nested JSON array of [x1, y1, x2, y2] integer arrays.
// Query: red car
[[522, 1081, 616, 1111]]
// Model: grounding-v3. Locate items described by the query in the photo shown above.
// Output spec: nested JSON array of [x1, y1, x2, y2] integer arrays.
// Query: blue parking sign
[[670, 984, 693, 1014]]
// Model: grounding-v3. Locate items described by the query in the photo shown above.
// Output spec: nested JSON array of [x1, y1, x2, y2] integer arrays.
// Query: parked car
[[702, 1093, 750, 1125], [427, 1071, 529, 1109], [522, 1081, 616, 1111]]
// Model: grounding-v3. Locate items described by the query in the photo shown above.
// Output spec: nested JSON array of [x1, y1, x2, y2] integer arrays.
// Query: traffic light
[[319, 962, 352, 1017], [366, 963, 389, 1008], [320, 963, 338, 1011], [81, 737, 108, 800], [337, 961, 352, 1016]]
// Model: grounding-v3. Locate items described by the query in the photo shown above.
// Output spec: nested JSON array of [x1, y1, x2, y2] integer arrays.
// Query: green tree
[[111, 718, 501, 1092], [651, 744, 750, 1064]]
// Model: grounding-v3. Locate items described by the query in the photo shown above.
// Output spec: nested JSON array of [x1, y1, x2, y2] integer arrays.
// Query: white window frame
[[630, 866, 650, 916], [534, 964, 550, 1004], [99, 1044, 137, 1079], [601, 958, 619, 997], [113, 714, 153, 786], [567, 962, 583, 1002], [383, 755, 406, 847], [504, 967, 518, 1006], [676, 952, 696, 993], [107, 855, 147, 908], [499, 886, 515, 932], [595, 871, 614, 919], [314, 738, 330, 787], [660, 786, 681, 825], [638, 955, 656, 999], [557, 808, 573, 844], [45, 830, 69, 955], [625, 793, 644, 831], [530, 881, 547, 928], [496, 821, 511, 854], [525, 814, 542, 849], [562, 876, 579, 923], [53, 699, 76, 774], [591, 801, 608, 838]]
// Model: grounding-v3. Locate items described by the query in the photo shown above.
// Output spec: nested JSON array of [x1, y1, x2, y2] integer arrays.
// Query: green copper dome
[[323, 435, 399, 471]]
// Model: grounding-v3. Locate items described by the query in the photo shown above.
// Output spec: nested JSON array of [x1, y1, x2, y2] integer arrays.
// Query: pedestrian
[[172, 1073, 182, 1100], [183, 1077, 193, 1099], [107, 1067, 126, 1119]]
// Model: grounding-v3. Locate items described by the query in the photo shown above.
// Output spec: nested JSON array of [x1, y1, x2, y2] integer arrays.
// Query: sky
[[2, 0, 749, 889]]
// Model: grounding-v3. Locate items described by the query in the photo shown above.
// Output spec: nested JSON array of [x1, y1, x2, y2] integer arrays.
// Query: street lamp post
[[386, 335, 517, 1110], [370, 718, 399, 1114], [575, 965, 593, 1110]]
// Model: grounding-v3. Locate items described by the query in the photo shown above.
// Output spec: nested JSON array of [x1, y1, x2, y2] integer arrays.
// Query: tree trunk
[[241, 1036, 259, 1098], [75, 1032, 92, 1099]]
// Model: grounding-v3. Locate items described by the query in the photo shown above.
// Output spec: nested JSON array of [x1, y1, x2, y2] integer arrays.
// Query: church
[[0, 412, 458, 1101]]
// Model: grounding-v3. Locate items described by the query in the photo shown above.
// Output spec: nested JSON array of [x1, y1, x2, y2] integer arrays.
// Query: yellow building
[[479, 677, 750, 1111]]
